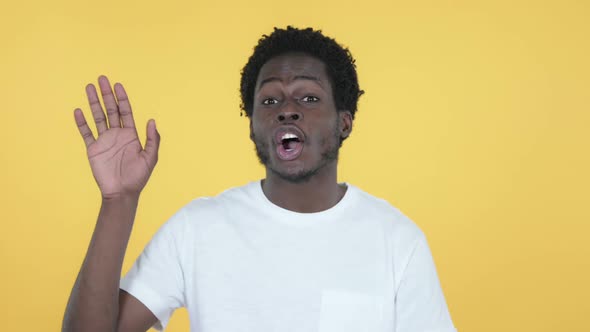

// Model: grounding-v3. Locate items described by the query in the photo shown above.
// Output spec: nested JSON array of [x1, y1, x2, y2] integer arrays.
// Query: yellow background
[[0, 0, 588, 331]]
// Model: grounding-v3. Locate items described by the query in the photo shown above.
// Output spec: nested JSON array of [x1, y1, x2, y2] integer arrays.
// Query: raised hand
[[74, 76, 160, 199]]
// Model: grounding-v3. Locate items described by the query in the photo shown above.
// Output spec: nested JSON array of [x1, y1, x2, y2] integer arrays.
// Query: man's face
[[250, 53, 352, 183]]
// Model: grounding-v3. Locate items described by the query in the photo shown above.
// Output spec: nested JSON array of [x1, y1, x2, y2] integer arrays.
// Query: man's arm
[[62, 76, 161, 332]]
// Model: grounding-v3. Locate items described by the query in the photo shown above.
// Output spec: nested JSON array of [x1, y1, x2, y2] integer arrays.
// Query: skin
[[251, 53, 353, 213], [63, 54, 353, 331], [63, 76, 159, 331]]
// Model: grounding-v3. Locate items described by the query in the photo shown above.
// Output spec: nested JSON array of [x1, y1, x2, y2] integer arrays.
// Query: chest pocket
[[318, 289, 384, 332]]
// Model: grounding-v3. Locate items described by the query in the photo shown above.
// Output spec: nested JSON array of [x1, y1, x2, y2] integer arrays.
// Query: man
[[63, 27, 456, 332]]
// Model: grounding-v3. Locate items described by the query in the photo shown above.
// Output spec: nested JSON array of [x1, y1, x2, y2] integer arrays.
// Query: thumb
[[144, 119, 160, 166]]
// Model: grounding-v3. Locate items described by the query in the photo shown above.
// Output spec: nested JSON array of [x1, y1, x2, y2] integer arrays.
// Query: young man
[[63, 27, 456, 332]]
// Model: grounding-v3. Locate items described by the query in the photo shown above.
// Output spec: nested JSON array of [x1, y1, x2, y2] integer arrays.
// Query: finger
[[98, 75, 121, 128], [114, 83, 136, 129], [74, 108, 95, 148], [143, 120, 160, 167], [85, 84, 108, 134]]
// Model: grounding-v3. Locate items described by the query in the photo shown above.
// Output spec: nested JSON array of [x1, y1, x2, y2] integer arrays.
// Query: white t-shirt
[[120, 181, 456, 332]]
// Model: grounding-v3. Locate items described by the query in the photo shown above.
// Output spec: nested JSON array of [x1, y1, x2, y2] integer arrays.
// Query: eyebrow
[[257, 75, 323, 90]]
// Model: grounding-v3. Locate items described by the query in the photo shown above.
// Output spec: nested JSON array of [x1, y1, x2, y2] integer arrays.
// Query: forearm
[[63, 195, 139, 332]]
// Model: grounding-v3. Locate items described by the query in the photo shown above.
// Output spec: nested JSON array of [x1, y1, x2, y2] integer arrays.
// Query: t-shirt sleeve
[[120, 209, 187, 331], [395, 233, 457, 332]]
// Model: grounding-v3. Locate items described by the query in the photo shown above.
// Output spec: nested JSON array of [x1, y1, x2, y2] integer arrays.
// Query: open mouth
[[275, 128, 304, 161], [281, 133, 300, 151]]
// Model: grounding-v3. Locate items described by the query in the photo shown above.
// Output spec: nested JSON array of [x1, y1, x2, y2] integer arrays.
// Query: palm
[[74, 76, 160, 199], [87, 128, 149, 196]]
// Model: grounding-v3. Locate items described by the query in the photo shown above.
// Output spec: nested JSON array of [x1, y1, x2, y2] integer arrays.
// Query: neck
[[261, 162, 346, 213]]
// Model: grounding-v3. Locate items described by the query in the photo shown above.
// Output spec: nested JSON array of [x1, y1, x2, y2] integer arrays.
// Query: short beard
[[252, 128, 340, 184]]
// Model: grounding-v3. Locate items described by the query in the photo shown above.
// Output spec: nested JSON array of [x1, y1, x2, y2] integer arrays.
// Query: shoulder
[[348, 183, 424, 239], [347, 185, 434, 288], [164, 181, 257, 229], [180, 181, 255, 215], [148, 182, 257, 251]]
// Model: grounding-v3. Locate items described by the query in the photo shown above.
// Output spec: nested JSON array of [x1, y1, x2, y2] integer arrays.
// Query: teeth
[[281, 133, 298, 140]]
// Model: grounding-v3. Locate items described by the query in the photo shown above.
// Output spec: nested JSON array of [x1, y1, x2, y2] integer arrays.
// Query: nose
[[277, 103, 303, 122]]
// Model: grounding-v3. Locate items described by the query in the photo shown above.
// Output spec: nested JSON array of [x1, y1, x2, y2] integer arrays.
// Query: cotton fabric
[[120, 181, 456, 332]]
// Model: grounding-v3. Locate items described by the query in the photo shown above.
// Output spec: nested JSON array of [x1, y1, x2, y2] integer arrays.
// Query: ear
[[338, 111, 353, 140], [249, 119, 254, 141]]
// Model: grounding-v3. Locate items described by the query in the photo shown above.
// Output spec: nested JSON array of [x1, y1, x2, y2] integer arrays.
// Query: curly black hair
[[240, 26, 364, 119]]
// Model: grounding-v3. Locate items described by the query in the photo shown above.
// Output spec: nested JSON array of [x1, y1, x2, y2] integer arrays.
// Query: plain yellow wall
[[1, 0, 588, 331]]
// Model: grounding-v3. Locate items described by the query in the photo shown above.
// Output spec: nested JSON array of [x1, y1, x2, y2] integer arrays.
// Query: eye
[[300, 96, 320, 103], [262, 98, 278, 105]]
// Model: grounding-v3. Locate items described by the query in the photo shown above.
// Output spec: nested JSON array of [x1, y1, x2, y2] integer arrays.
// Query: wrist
[[101, 192, 140, 205], [98, 194, 140, 228]]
